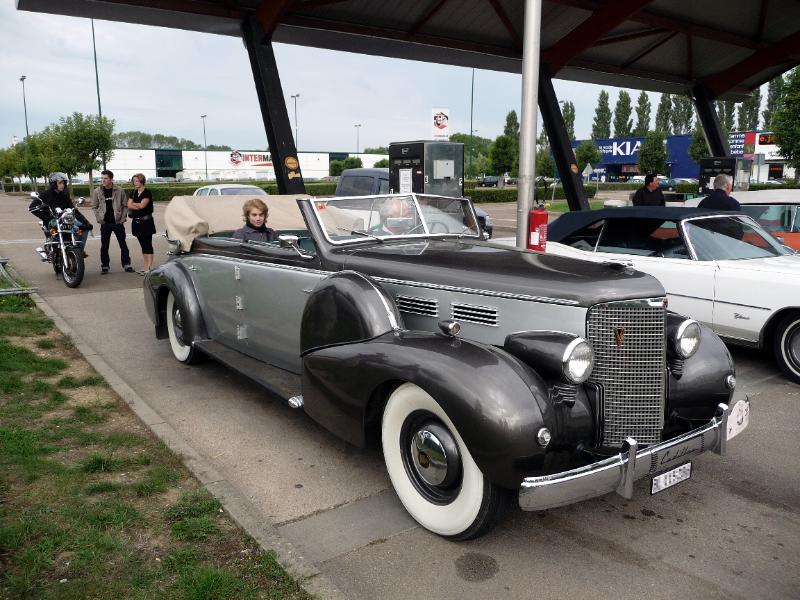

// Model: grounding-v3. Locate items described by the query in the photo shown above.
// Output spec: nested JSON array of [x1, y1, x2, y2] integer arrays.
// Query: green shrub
[[467, 186, 597, 203]]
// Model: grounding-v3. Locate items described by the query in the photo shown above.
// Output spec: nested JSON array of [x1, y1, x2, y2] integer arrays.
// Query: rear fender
[[145, 262, 207, 344]]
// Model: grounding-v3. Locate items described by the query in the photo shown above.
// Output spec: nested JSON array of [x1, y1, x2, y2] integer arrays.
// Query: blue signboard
[[571, 134, 699, 179], [572, 137, 645, 164]]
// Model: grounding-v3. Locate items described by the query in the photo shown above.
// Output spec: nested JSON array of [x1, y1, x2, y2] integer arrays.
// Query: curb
[[31, 292, 349, 600]]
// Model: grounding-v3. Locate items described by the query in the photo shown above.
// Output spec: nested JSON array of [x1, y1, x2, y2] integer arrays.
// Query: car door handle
[[187, 265, 198, 272], [302, 288, 313, 293]]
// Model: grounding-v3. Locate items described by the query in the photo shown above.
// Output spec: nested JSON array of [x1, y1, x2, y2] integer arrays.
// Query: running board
[[193, 340, 302, 407]]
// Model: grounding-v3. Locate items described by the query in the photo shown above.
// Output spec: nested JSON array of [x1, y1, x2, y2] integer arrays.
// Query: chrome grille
[[586, 298, 666, 446], [396, 294, 438, 317], [451, 302, 498, 326]]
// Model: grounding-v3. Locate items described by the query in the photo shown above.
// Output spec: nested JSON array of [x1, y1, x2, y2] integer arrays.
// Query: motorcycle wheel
[[62, 248, 85, 288]]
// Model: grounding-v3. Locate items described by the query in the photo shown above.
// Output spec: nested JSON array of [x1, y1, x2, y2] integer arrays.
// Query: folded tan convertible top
[[164, 194, 309, 250]]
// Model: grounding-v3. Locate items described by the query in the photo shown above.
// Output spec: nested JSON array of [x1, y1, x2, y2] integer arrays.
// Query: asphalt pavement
[[2, 192, 798, 600]]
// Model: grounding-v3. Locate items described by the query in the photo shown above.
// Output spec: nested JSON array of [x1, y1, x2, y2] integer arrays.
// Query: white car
[[193, 184, 268, 197], [544, 206, 800, 382]]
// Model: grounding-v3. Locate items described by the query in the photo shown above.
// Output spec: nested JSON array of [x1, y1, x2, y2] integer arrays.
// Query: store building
[[102, 149, 388, 182], [571, 134, 699, 181], [729, 131, 796, 182]]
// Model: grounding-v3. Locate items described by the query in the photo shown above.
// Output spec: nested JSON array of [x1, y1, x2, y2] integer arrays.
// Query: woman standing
[[127, 173, 156, 274]]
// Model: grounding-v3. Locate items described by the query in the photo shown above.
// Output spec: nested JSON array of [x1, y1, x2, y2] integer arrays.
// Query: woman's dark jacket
[[232, 223, 276, 242]]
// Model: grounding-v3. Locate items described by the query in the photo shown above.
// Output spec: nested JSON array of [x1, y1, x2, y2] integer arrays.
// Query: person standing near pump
[[91, 169, 133, 274], [698, 174, 741, 210], [128, 173, 156, 274], [631, 174, 665, 207]]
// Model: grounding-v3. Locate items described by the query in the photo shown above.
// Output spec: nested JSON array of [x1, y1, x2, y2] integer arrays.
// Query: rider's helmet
[[48, 172, 69, 189]]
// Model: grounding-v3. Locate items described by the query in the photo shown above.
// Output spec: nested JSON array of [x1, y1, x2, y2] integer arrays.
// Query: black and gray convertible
[[144, 193, 750, 539]]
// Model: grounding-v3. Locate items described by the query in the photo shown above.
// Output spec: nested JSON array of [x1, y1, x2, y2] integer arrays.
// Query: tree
[[502, 111, 520, 176], [772, 67, 800, 182], [655, 93, 672, 134], [638, 131, 667, 175], [535, 129, 554, 179], [562, 101, 576, 140], [574, 140, 601, 172], [715, 100, 735, 133], [633, 91, 651, 136], [450, 132, 492, 177], [472, 153, 492, 177], [591, 90, 611, 139], [490, 135, 516, 175], [206, 144, 232, 151], [688, 127, 710, 163], [0, 146, 23, 191], [613, 90, 633, 137], [57, 112, 115, 189], [373, 158, 389, 168], [737, 88, 761, 131], [671, 95, 694, 134], [763, 74, 786, 130], [17, 136, 48, 190], [364, 146, 388, 154], [329, 159, 344, 176]]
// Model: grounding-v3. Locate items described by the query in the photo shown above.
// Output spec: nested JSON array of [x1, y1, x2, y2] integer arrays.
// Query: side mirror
[[30, 192, 40, 199], [77, 197, 85, 206], [278, 234, 299, 248]]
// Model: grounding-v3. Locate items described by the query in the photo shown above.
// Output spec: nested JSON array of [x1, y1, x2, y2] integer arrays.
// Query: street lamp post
[[91, 19, 107, 169], [201, 114, 208, 181], [19, 76, 29, 137], [354, 123, 362, 155], [290, 94, 300, 149]]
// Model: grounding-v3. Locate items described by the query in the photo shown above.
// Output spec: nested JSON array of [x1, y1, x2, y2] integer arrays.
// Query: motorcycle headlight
[[673, 319, 701, 359], [562, 338, 595, 384], [63, 212, 75, 226]]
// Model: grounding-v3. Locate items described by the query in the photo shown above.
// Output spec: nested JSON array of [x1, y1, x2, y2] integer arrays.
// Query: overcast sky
[[0, 1, 753, 153]]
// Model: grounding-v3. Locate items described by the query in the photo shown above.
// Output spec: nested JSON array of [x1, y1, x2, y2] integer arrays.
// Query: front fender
[[302, 331, 555, 489], [144, 261, 207, 344]]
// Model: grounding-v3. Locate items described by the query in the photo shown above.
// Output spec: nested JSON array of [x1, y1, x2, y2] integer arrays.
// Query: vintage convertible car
[[546, 206, 800, 383], [144, 194, 750, 539]]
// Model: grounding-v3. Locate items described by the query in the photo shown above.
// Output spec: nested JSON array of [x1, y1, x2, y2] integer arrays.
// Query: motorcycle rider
[[38, 172, 92, 254]]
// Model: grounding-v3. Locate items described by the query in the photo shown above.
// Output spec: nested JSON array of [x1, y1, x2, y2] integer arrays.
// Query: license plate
[[651, 462, 692, 495]]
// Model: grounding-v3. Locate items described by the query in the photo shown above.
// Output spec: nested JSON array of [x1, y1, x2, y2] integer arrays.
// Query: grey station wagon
[[144, 193, 750, 539]]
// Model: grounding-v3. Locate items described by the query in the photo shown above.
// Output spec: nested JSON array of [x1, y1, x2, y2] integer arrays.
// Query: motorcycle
[[29, 192, 89, 288]]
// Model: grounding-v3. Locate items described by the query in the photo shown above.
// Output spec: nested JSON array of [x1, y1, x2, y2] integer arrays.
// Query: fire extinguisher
[[528, 202, 548, 252]]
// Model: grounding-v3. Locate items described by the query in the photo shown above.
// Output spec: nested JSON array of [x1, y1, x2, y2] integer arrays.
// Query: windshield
[[311, 194, 481, 244], [684, 215, 792, 260], [740, 204, 800, 234], [222, 187, 266, 195]]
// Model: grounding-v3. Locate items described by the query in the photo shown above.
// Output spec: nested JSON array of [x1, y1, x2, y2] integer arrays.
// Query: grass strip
[[0, 302, 312, 599]]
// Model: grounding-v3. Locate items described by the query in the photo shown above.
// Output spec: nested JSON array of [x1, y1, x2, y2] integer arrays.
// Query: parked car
[[145, 193, 748, 539], [545, 206, 800, 382], [687, 189, 800, 252], [193, 184, 267, 197], [337, 167, 493, 238], [658, 177, 678, 191], [479, 175, 499, 187]]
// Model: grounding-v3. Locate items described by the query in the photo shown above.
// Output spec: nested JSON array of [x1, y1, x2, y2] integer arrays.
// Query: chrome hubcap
[[173, 307, 183, 330], [410, 422, 460, 488]]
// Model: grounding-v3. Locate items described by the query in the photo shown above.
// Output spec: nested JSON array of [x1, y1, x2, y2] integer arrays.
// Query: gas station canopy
[[17, 0, 800, 100]]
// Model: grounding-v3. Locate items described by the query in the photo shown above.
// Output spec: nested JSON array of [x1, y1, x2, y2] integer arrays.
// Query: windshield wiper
[[336, 227, 383, 243]]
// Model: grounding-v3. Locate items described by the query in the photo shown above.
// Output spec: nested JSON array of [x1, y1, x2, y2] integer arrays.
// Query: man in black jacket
[[37, 172, 92, 252], [698, 174, 741, 210], [631, 174, 665, 206]]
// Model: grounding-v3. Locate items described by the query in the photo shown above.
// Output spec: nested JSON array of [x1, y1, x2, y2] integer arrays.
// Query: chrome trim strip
[[190, 253, 328, 276], [519, 400, 746, 511], [375, 276, 580, 306], [346, 270, 401, 332]]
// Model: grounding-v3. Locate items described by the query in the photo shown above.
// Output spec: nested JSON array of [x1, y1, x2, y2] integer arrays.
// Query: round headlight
[[675, 320, 701, 358], [562, 338, 595, 384], [63, 212, 75, 226]]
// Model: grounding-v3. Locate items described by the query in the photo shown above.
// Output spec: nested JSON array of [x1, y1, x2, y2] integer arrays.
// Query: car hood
[[338, 239, 665, 307], [717, 254, 800, 275]]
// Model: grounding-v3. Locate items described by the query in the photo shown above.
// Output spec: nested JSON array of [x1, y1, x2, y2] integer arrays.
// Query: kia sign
[[431, 108, 450, 140], [571, 137, 644, 164]]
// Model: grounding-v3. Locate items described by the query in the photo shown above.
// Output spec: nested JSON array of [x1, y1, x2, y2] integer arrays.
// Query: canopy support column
[[516, 0, 543, 248], [538, 64, 590, 212], [242, 16, 305, 193], [691, 84, 729, 157]]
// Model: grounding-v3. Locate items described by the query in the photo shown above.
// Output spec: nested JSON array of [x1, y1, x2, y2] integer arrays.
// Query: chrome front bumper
[[519, 397, 750, 511]]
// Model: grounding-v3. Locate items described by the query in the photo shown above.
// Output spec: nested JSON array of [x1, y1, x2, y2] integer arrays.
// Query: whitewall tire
[[166, 291, 201, 364], [381, 383, 507, 539]]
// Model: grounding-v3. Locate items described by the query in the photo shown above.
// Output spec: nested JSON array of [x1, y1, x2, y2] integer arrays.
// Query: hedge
[[68, 181, 338, 202], [467, 186, 597, 203]]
